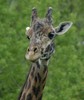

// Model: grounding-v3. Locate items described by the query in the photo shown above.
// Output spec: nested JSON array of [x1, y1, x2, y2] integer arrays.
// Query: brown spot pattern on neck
[[18, 60, 48, 100]]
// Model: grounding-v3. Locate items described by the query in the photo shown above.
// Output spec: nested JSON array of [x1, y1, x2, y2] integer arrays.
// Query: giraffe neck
[[18, 59, 49, 100]]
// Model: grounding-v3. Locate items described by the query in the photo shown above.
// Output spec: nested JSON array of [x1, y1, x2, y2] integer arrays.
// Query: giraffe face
[[25, 7, 73, 61], [25, 19, 55, 61]]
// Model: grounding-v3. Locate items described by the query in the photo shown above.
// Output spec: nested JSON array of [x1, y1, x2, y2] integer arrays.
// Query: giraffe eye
[[27, 36, 30, 40], [48, 32, 54, 39]]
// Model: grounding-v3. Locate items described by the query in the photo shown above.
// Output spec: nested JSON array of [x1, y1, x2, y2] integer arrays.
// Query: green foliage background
[[0, 0, 84, 100]]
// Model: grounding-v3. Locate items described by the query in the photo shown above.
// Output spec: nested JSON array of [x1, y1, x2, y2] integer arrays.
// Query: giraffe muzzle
[[25, 47, 41, 61]]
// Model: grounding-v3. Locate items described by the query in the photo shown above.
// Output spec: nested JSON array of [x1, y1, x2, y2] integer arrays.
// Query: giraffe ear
[[25, 27, 32, 39], [25, 27, 30, 35], [55, 21, 73, 35]]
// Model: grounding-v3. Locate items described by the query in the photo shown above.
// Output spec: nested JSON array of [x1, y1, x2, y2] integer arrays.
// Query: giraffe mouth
[[25, 51, 41, 61]]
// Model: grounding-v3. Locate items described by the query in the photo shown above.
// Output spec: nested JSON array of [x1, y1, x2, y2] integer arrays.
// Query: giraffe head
[[25, 7, 72, 61]]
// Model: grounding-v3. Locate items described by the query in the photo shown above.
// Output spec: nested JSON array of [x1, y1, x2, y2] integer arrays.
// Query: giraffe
[[18, 7, 72, 100]]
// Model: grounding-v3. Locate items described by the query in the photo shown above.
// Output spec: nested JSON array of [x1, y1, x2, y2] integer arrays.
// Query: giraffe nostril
[[34, 47, 38, 52]]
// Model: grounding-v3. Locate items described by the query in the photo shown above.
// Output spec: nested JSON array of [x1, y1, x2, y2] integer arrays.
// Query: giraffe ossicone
[[19, 7, 72, 100]]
